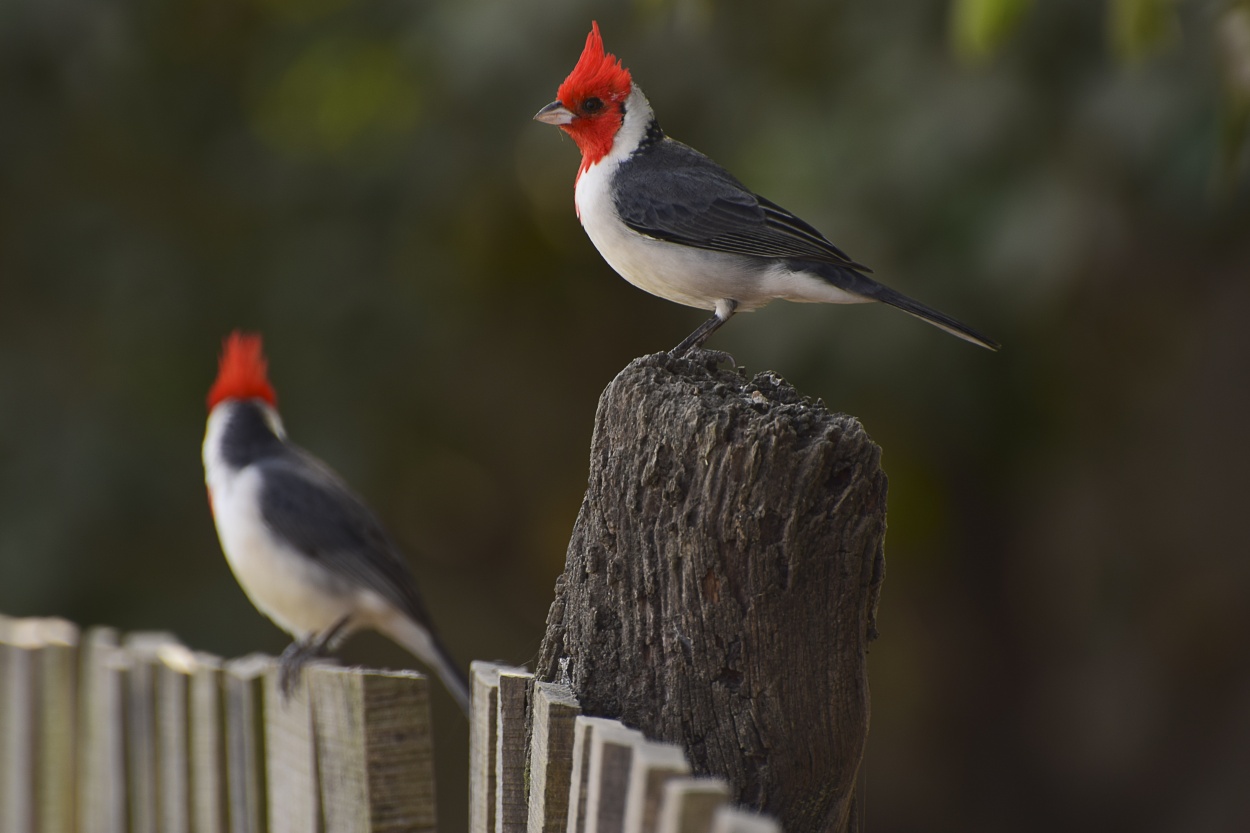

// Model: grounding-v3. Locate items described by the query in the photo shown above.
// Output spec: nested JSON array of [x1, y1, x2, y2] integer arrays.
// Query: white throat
[[575, 84, 653, 221], [203, 399, 287, 479], [602, 84, 654, 168]]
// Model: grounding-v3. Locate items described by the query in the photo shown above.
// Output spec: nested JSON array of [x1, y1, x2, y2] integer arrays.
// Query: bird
[[534, 22, 999, 356], [202, 331, 470, 713]]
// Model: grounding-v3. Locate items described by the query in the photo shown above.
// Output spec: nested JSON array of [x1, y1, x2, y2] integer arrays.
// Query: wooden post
[[308, 665, 436, 833], [527, 682, 580, 833], [537, 352, 886, 833]]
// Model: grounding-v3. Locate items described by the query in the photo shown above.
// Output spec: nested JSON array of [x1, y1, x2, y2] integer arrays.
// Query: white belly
[[575, 163, 866, 312], [207, 466, 360, 638], [210, 472, 418, 651]]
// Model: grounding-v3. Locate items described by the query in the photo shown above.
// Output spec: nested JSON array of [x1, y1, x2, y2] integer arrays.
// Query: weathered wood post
[[537, 352, 887, 833]]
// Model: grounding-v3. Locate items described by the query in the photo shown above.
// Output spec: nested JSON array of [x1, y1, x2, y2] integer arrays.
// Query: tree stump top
[[539, 351, 887, 833]]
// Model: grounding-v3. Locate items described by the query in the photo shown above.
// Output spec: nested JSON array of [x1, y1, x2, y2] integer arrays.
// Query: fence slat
[[495, 670, 533, 833], [309, 665, 437, 833], [124, 631, 183, 833], [154, 646, 226, 833], [1, 616, 37, 833], [223, 654, 272, 833], [468, 661, 525, 833], [0, 613, 787, 833], [621, 741, 691, 833], [526, 682, 579, 833], [577, 718, 643, 833], [1, 617, 80, 833], [77, 627, 129, 833], [156, 645, 194, 833], [35, 618, 80, 833], [567, 717, 612, 833], [709, 807, 781, 833], [187, 652, 226, 833], [584, 720, 643, 833], [264, 660, 320, 833], [654, 777, 729, 833]]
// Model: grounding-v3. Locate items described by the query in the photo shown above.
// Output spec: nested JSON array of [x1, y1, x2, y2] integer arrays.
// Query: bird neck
[[577, 84, 657, 181], [208, 399, 288, 471]]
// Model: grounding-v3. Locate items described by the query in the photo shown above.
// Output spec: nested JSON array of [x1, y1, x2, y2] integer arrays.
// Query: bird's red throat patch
[[207, 331, 277, 411], [557, 22, 633, 173]]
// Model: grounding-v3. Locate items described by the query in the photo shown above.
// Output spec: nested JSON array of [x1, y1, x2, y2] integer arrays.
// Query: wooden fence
[[0, 615, 780, 833]]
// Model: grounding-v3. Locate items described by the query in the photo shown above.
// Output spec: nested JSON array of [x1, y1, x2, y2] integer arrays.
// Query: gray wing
[[257, 449, 435, 628], [612, 138, 871, 271]]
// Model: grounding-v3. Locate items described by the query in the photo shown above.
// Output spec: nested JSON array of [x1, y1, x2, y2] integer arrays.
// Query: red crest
[[558, 22, 632, 110], [207, 331, 277, 411]]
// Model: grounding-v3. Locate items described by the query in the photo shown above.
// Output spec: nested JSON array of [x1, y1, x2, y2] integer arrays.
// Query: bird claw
[[276, 616, 351, 699], [277, 641, 310, 699]]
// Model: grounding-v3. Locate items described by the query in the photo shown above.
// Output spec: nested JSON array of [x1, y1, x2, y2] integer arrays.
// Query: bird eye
[[582, 97, 604, 114]]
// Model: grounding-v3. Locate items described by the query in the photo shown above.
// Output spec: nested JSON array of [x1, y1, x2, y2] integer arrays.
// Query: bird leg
[[319, 615, 353, 652], [671, 300, 737, 357], [278, 614, 353, 697]]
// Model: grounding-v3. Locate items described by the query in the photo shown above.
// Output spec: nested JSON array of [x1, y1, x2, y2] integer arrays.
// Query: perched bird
[[202, 332, 469, 712], [535, 23, 999, 355]]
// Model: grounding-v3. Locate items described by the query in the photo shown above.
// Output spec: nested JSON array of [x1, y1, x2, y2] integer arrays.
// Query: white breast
[[576, 167, 766, 310]]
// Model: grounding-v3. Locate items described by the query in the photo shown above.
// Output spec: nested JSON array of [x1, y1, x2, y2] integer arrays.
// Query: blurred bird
[[535, 22, 999, 355], [202, 332, 469, 713]]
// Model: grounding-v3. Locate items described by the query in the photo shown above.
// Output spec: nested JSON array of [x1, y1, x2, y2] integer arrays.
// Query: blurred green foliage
[[1109, 0, 1180, 64], [1218, 3, 1250, 179], [950, 0, 1182, 66], [2, 1, 1249, 830], [950, 0, 1034, 64], [251, 35, 420, 156]]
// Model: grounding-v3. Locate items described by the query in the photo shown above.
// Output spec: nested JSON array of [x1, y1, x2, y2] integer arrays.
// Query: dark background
[[3, 1, 1248, 830]]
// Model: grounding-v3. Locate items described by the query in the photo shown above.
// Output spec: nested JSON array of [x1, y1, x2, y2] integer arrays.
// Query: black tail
[[807, 262, 1000, 351]]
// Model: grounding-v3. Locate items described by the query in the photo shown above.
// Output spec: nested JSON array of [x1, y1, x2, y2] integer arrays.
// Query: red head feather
[[557, 22, 632, 109], [556, 22, 633, 168], [207, 331, 277, 411]]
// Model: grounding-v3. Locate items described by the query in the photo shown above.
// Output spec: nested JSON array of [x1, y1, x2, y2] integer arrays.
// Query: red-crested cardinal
[[535, 23, 999, 355], [202, 332, 469, 712]]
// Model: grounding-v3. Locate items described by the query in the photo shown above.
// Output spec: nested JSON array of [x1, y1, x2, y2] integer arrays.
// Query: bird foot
[[665, 347, 737, 373], [277, 640, 318, 698], [276, 616, 352, 699]]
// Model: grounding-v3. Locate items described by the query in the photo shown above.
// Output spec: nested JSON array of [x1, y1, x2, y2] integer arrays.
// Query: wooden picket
[[0, 616, 781, 833]]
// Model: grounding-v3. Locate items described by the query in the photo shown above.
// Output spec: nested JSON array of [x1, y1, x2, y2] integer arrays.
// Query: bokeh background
[[3, 0, 1249, 830]]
